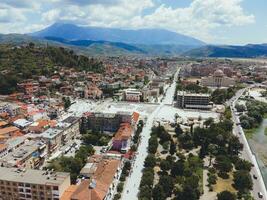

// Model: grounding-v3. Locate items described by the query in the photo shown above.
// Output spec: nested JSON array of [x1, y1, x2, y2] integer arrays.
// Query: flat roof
[[0, 167, 70, 186], [177, 91, 210, 97], [40, 128, 63, 139]]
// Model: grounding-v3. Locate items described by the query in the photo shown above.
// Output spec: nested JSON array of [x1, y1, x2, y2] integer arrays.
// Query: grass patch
[[265, 127, 267, 136], [244, 128, 258, 139], [196, 167, 204, 194]]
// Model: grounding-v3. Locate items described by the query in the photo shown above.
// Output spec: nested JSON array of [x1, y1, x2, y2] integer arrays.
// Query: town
[[0, 45, 267, 200]]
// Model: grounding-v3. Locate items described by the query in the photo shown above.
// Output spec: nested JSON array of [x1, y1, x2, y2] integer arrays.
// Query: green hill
[[0, 44, 104, 94]]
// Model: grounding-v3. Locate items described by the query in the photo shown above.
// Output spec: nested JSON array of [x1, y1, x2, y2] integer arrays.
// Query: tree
[[234, 159, 253, 171], [215, 155, 233, 174], [235, 104, 246, 112], [144, 154, 156, 168], [160, 160, 171, 171], [228, 136, 243, 156], [208, 144, 217, 166], [217, 191, 237, 200], [170, 140, 176, 155], [63, 96, 71, 110], [233, 170, 253, 192], [175, 124, 183, 136], [158, 175, 174, 197], [152, 184, 166, 200], [204, 117, 214, 127], [117, 182, 124, 192], [171, 160, 185, 177]]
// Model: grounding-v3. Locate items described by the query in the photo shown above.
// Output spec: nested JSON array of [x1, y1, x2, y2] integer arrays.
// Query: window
[[53, 186, 58, 190]]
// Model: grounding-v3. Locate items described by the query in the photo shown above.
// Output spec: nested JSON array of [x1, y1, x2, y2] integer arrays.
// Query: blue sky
[[0, 0, 266, 45]]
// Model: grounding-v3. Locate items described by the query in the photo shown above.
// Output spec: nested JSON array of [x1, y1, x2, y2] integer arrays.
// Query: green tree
[[217, 191, 237, 200], [233, 170, 253, 192], [152, 184, 166, 200], [144, 154, 156, 168], [170, 140, 177, 155]]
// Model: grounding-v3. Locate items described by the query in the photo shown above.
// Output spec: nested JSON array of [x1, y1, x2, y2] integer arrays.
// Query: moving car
[[258, 192, 263, 198]]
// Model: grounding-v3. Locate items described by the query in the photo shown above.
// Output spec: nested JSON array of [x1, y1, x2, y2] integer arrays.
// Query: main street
[[230, 86, 267, 200], [121, 68, 179, 200]]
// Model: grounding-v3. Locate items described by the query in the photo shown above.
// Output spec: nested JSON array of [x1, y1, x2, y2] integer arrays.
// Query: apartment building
[[176, 91, 213, 110], [0, 167, 70, 200], [123, 89, 142, 102]]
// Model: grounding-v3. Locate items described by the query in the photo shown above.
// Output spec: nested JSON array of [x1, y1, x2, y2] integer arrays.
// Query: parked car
[[258, 192, 263, 198]]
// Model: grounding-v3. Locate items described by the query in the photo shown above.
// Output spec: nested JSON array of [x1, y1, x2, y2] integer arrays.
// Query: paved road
[[230, 86, 267, 200], [121, 69, 179, 200]]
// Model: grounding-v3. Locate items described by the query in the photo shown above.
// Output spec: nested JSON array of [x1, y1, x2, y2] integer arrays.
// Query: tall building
[[201, 69, 235, 88], [0, 167, 70, 200], [176, 91, 213, 110]]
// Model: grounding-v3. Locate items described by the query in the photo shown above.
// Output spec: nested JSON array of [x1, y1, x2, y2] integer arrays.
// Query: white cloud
[[0, 0, 255, 42]]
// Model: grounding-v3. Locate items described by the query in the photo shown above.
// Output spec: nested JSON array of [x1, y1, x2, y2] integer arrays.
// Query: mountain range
[[31, 23, 205, 46], [0, 23, 267, 58]]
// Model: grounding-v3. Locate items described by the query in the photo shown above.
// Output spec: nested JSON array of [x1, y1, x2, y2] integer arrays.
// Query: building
[[176, 91, 213, 110], [82, 111, 138, 134], [0, 167, 70, 200], [123, 89, 142, 102], [112, 123, 133, 153], [62, 156, 121, 200], [201, 69, 235, 88], [0, 140, 47, 168]]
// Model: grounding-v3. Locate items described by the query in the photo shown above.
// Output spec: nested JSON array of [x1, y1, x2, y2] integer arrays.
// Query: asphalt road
[[121, 68, 180, 200]]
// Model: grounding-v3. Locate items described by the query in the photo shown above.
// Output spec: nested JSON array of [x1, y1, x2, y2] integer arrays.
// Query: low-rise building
[[176, 91, 213, 110], [0, 167, 70, 200]]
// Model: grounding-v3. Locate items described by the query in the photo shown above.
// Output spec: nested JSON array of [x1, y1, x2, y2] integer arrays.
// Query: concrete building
[[112, 123, 133, 153], [0, 167, 70, 200], [0, 140, 47, 168], [201, 69, 235, 88], [123, 89, 142, 102], [176, 91, 213, 110], [61, 156, 121, 200]]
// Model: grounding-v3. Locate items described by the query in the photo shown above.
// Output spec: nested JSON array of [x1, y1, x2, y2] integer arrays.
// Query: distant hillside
[[0, 44, 104, 94], [43, 36, 147, 54], [183, 44, 267, 58], [31, 23, 205, 46]]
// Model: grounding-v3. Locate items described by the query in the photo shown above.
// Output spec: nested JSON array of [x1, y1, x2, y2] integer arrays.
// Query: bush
[[117, 182, 124, 193]]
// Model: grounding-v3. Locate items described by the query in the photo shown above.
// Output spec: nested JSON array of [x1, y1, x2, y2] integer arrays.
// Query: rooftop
[[0, 167, 70, 186]]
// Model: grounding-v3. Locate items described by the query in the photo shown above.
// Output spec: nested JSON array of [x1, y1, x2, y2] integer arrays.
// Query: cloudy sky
[[0, 0, 266, 44]]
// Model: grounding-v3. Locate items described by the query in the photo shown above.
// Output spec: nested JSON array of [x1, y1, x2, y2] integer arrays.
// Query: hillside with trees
[[0, 43, 104, 94]]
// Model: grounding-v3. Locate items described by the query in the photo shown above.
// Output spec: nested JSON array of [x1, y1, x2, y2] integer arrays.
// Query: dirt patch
[[213, 174, 236, 193]]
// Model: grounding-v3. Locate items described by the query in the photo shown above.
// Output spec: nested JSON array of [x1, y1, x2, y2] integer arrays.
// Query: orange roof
[[0, 144, 7, 151], [113, 123, 132, 141], [70, 159, 121, 200], [0, 126, 19, 135], [132, 112, 139, 123], [0, 121, 8, 127], [61, 185, 78, 200]]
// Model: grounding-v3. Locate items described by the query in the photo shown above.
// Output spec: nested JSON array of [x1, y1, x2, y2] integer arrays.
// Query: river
[[248, 118, 267, 185]]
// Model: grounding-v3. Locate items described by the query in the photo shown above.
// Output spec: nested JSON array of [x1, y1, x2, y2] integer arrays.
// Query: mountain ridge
[[31, 23, 205, 46]]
